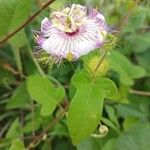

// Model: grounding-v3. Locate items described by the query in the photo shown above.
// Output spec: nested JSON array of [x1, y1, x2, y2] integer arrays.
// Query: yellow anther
[[66, 52, 74, 61]]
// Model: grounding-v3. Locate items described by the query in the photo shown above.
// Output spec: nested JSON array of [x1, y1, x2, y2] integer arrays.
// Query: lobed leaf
[[68, 73, 117, 144], [27, 75, 65, 116]]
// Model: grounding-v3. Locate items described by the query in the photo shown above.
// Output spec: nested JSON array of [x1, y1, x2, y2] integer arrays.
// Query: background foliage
[[0, 0, 150, 150]]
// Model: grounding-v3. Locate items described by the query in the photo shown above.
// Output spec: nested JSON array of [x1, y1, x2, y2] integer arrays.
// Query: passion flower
[[35, 4, 108, 61]]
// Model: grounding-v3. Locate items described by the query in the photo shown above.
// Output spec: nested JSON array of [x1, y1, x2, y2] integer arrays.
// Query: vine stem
[[94, 50, 108, 73], [92, 50, 108, 79], [26, 104, 69, 149], [130, 89, 150, 96], [0, 0, 56, 46]]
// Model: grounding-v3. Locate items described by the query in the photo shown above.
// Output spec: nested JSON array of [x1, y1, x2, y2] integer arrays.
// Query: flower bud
[[99, 125, 109, 136]]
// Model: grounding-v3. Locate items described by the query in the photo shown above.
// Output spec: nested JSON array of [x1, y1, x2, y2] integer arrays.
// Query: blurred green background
[[0, 0, 150, 149]]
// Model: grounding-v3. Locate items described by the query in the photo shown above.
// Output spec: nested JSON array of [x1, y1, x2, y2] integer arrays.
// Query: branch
[[31, 100, 35, 138], [130, 89, 150, 96], [26, 104, 69, 149], [0, 0, 56, 46]]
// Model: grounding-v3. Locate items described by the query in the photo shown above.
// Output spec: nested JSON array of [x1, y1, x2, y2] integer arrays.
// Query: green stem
[[26, 104, 69, 149], [92, 50, 108, 79], [31, 52, 45, 77], [47, 75, 61, 86], [31, 100, 35, 138], [27, 44, 45, 77]]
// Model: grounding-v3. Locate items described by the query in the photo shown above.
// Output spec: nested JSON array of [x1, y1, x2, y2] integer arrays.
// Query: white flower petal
[[41, 18, 52, 34], [36, 4, 108, 60], [96, 13, 105, 21]]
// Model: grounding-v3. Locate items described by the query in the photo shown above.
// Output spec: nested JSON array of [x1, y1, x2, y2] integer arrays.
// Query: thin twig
[[0, 92, 12, 100], [119, 0, 141, 30], [0, 0, 56, 46], [0, 120, 11, 138], [130, 89, 150, 96], [31, 100, 35, 138], [20, 110, 24, 142], [26, 104, 69, 149], [3, 63, 26, 78]]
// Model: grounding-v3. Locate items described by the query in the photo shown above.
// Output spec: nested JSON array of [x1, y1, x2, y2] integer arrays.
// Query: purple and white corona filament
[[35, 4, 108, 60]]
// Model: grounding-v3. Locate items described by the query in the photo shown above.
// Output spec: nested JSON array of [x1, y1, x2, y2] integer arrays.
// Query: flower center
[[65, 29, 79, 36]]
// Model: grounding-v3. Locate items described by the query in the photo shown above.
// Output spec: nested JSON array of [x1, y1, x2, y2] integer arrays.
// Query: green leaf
[[96, 78, 117, 99], [9, 30, 27, 48], [52, 121, 69, 137], [27, 75, 65, 116], [6, 118, 22, 139], [137, 49, 150, 74], [50, 0, 66, 10], [23, 109, 42, 133], [101, 117, 120, 134], [108, 51, 146, 86], [41, 141, 52, 150], [68, 73, 117, 144], [77, 137, 102, 150], [115, 104, 147, 118], [0, 0, 31, 72], [9, 139, 25, 150], [105, 105, 119, 128], [23, 120, 41, 133], [0, 138, 12, 149], [102, 138, 117, 150], [133, 33, 150, 53], [118, 122, 150, 150], [6, 82, 31, 109], [123, 7, 147, 33], [0, 0, 31, 40], [123, 116, 139, 131], [23, 109, 53, 134], [110, 84, 129, 104]]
